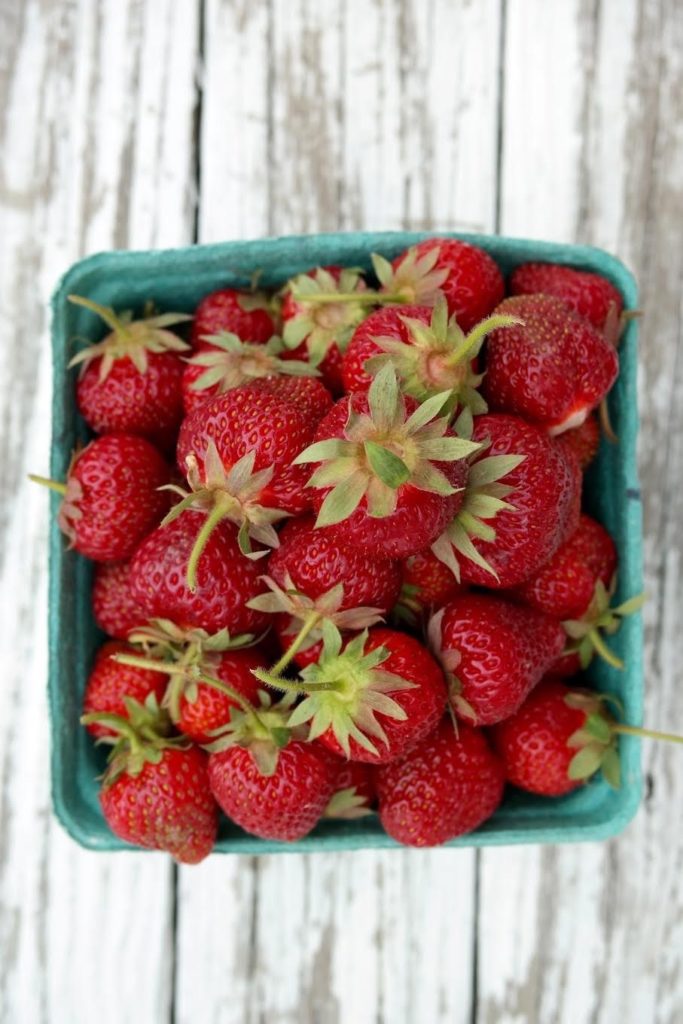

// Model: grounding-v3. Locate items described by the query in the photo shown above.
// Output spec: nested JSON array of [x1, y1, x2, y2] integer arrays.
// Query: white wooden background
[[1, 1, 681, 1021]]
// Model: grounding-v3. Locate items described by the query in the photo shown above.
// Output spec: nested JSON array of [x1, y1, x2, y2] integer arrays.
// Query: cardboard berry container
[[49, 231, 643, 854]]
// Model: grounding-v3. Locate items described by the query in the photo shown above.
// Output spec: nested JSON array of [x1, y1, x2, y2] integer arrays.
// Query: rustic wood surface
[[0, 1, 681, 1022]]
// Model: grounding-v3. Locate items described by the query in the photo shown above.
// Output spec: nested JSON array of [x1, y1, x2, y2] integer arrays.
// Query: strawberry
[[508, 262, 623, 331], [181, 333, 319, 416], [258, 624, 447, 764], [33, 434, 170, 562], [129, 509, 270, 636], [556, 412, 601, 469], [398, 547, 466, 621], [82, 641, 168, 738], [68, 296, 191, 448], [281, 266, 370, 393], [483, 294, 619, 434], [207, 692, 342, 841], [254, 515, 401, 667], [294, 365, 478, 559], [512, 514, 617, 621], [429, 593, 566, 726], [173, 648, 265, 744], [191, 287, 279, 348], [323, 761, 376, 819], [341, 297, 515, 406], [83, 698, 218, 863], [246, 375, 333, 430], [551, 582, 644, 677], [376, 720, 505, 846], [92, 560, 147, 639], [431, 413, 581, 588]]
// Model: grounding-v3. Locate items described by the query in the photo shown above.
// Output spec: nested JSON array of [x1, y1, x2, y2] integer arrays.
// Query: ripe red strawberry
[[398, 547, 465, 620], [556, 412, 601, 469], [483, 294, 619, 434], [174, 648, 266, 744], [68, 295, 191, 448], [431, 413, 580, 588], [82, 642, 168, 738], [246, 375, 333, 430], [191, 287, 279, 348], [324, 761, 376, 819], [429, 593, 565, 726], [508, 262, 623, 331], [92, 560, 147, 639], [489, 678, 624, 795], [38, 434, 170, 562], [382, 238, 505, 330], [259, 514, 402, 667], [181, 333, 319, 417], [512, 514, 617, 621], [95, 718, 218, 862], [129, 509, 270, 635], [295, 365, 476, 559], [376, 720, 505, 846], [281, 266, 370, 393], [342, 304, 432, 395], [265, 625, 448, 765]]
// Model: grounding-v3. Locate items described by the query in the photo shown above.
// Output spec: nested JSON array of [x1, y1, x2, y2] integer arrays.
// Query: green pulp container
[[48, 231, 643, 854]]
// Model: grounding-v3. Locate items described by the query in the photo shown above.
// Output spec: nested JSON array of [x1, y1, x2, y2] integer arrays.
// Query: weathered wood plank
[[0, 1, 199, 1021], [477, 2, 683, 1022], [175, 2, 502, 1022]]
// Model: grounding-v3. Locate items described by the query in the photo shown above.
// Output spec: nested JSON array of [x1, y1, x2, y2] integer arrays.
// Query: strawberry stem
[[613, 723, 683, 745], [195, 671, 262, 718], [251, 667, 338, 694], [269, 611, 322, 676], [186, 503, 228, 592], [589, 628, 624, 669], [68, 294, 128, 336], [28, 474, 67, 496]]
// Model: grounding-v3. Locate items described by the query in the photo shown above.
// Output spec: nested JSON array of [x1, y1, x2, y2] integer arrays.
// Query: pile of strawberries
[[41, 237, 648, 863]]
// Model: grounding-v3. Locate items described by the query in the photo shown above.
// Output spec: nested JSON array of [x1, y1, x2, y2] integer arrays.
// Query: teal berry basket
[[49, 231, 643, 854]]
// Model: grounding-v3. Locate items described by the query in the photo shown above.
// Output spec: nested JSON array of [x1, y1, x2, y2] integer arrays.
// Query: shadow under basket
[[48, 230, 644, 854]]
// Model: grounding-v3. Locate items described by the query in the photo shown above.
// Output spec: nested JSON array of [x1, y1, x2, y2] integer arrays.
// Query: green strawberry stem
[[80, 711, 140, 741], [28, 474, 67, 496], [589, 628, 624, 669], [186, 502, 230, 592], [251, 667, 338, 694], [268, 610, 322, 676], [613, 723, 683, 745], [290, 290, 404, 306], [68, 294, 127, 335]]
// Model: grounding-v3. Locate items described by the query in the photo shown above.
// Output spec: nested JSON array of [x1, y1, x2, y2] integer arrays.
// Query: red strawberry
[[281, 266, 370, 393], [129, 509, 270, 636], [246, 375, 333, 431], [92, 560, 147, 639], [324, 761, 376, 819], [207, 692, 342, 841], [381, 238, 505, 331], [342, 304, 432, 395], [175, 648, 266, 744], [82, 642, 168, 738], [295, 365, 477, 559], [37, 434, 170, 562], [508, 262, 623, 331], [258, 515, 402, 667], [512, 514, 617, 621], [267, 625, 448, 765], [398, 547, 465, 621], [483, 294, 619, 434], [556, 412, 601, 469], [181, 333, 320, 417], [191, 287, 279, 348], [376, 720, 505, 846], [68, 295, 190, 448], [429, 593, 566, 726], [489, 678, 623, 795], [431, 413, 581, 589]]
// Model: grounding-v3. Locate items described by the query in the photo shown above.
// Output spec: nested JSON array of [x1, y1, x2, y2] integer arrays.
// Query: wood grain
[[477, 2, 683, 1023], [0, 2, 199, 1021]]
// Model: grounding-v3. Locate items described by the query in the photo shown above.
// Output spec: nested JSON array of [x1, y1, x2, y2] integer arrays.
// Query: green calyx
[[364, 295, 521, 407], [323, 786, 373, 820], [32, 448, 85, 546], [80, 693, 185, 787], [285, 267, 370, 362], [67, 294, 191, 380], [162, 443, 290, 589], [203, 690, 299, 777], [247, 574, 386, 673], [293, 363, 480, 528], [253, 622, 416, 758], [562, 580, 646, 670], [372, 246, 450, 306], [430, 409, 525, 583], [187, 331, 319, 395], [426, 608, 478, 723]]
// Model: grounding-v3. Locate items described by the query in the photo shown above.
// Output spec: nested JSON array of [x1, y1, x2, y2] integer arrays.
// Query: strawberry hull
[[48, 230, 643, 853]]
